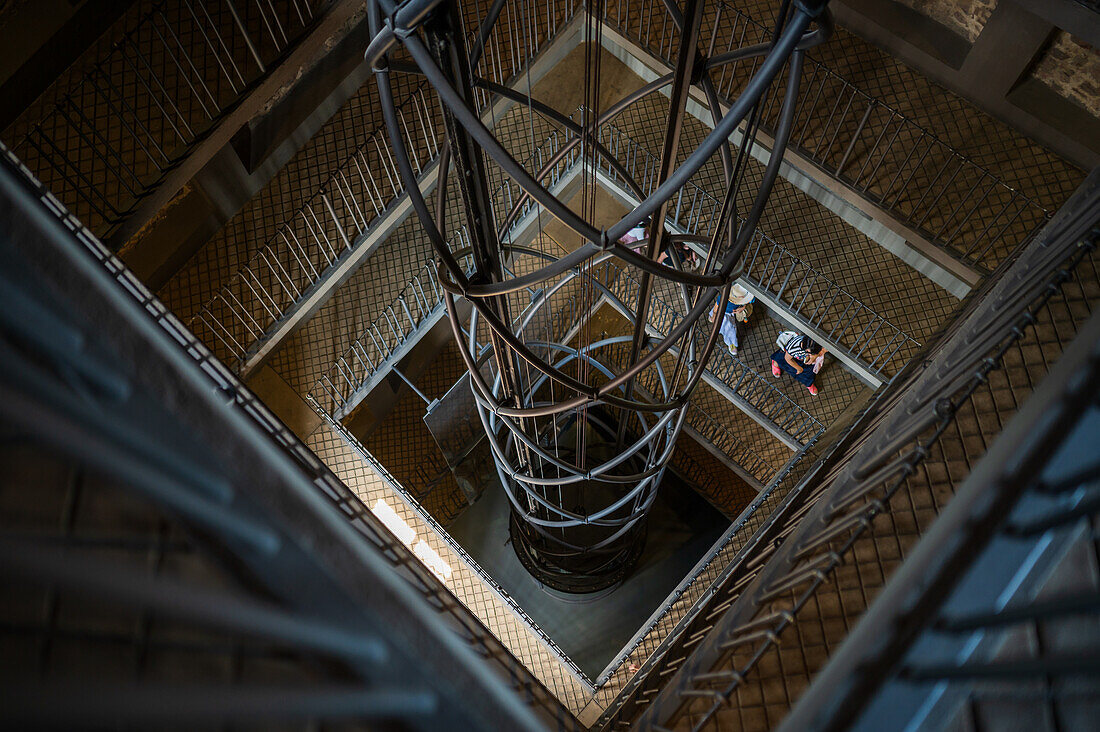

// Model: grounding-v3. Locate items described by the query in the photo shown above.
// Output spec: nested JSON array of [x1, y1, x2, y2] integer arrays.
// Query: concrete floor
[[447, 448, 729, 681]]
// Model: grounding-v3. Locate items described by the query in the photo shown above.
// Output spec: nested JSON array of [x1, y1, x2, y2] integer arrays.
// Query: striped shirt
[[777, 331, 813, 360]]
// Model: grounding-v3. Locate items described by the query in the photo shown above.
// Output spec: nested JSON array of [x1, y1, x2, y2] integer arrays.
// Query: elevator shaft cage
[[367, 0, 832, 591]]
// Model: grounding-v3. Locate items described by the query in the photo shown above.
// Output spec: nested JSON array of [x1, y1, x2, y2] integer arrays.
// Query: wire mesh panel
[[781, 304, 1100, 732], [8, 0, 328, 238], [191, 84, 445, 367], [608, 164, 1099, 732], [0, 140, 586, 731], [600, 0, 1051, 274]]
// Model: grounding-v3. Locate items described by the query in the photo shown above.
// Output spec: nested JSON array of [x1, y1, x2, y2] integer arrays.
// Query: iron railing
[[600, 0, 1051, 273], [480, 117, 829, 450], [309, 260, 793, 703], [309, 245, 822, 461], [740, 228, 918, 375], [591, 438, 820, 697], [464, 0, 582, 115], [609, 167, 1098, 732], [311, 257, 454, 417], [191, 84, 443, 367], [780, 303, 1100, 731], [684, 403, 776, 484], [0, 141, 583, 730], [309, 403, 596, 691], [306, 122, 584, 418], [7, 0, 329, 238], [189, 0, 584, 370], [603, 260, 825, 445], [598, 122, 921, 379], [597, 335, 785, 483], [310, 118, 824, 449]]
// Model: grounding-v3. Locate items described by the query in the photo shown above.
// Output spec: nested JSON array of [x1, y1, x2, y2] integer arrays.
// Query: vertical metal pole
[[422, 2, 523, 408], [619, 0, 705, 436]]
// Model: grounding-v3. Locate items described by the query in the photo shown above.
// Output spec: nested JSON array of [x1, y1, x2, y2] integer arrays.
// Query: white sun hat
[[729, 284, 754, 305]]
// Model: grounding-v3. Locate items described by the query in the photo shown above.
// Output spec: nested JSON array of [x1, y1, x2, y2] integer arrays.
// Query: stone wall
[[892, 0, 998, 42], [1032, 31, 1100, 119]]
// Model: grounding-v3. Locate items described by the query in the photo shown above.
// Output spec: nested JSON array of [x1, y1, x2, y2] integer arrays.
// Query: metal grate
[[609, 168, 1099, 732], [0, 138, 584, 731], [8, 0, 328, 239]]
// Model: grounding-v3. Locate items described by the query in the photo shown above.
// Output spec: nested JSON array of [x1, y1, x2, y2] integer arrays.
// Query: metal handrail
[[779, 308, 1100, 731], [310, 255, 449, 416], [601, 0, 1051, 273], [191, 84, 443, 366], [307, 119, 587, 417], [8, 0, 327, 238], [598, 122, 921, 379], [603, 259, 825, 444], [684, 402, 775, 483], [310, 118, 825, 449], [596, 334, 783, 483], [616, 171, 1098, 731], [1, 139, 583, 730], [309, 395, 597, 691], [591, 436, 821, 698], [192, 0, 588, 372]]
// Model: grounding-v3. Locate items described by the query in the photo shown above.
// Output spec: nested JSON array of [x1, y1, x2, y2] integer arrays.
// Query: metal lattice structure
[[366, 0, 832, 591], [0, 142, 583, 732]]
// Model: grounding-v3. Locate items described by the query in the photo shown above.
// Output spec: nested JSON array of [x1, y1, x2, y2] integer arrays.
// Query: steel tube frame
[[367, 0, 830, 589]]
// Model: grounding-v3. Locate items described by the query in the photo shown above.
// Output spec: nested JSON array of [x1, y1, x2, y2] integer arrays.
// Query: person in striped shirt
[[771, 330, 826, 396]]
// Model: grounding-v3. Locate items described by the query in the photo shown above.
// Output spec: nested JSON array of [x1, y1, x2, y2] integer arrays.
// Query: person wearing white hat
[[708, 284, 755, 357]]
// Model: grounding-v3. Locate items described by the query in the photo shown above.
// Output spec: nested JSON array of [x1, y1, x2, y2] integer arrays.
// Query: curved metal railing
[[603, 260, 825, 445], [310, 121, 825, 448]]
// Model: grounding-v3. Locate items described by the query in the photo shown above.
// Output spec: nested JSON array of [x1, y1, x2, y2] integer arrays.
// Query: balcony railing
[[684, 402, 777, 485], [191, 85, 443, 367], [603, 169, 1099, 732], [0, 140, 583, 731], [782, 303, 1100, 732], [598, 122, 921, 380], [600, 0, 1051, 273], [310, 120, 825, 452], [7, 0, 329, 237], [602, 260, 825, 445], [187, 0, 585, 372], [309, 404, 596, 690]]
